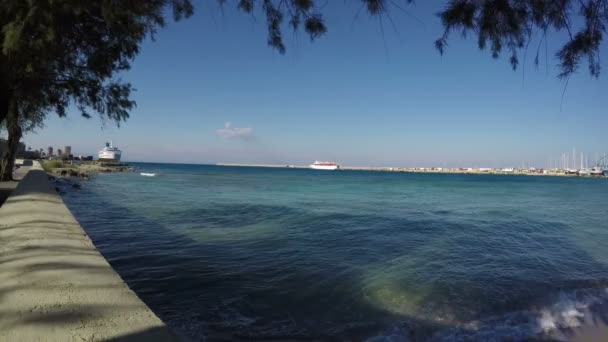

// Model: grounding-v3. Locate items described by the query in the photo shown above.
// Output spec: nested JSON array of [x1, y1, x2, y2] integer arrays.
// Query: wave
[[368, 287, 608, 342], [59, 167, 608, 342], [162, 287, 608, 341]]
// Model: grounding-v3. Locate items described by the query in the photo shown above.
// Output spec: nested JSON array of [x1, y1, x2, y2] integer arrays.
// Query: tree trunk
[[0, 80, 7, 127], [0, 83, 8, 129], [0, 87, 9, 169], [0, 102, 21, 182]]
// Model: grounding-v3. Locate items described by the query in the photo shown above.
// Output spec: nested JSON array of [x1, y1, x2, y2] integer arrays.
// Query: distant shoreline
[[216, 163, 606, 178]]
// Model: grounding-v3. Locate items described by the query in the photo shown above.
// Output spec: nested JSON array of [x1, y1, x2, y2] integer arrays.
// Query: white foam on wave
[[366, 287, 608, 342], [534, 288, 608, 336], [537, 297, 586, 333]]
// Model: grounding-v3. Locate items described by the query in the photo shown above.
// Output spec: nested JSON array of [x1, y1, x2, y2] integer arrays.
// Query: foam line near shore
[[0, 161, 180, 341]]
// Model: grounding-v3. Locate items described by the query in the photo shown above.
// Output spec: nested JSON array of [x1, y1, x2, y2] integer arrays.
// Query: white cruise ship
[[98, 142, 122, 162], [310, 161, 339, 170]]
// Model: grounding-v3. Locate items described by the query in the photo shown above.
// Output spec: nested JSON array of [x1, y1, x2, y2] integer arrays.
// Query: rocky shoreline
[[43, 160, 134, 179]]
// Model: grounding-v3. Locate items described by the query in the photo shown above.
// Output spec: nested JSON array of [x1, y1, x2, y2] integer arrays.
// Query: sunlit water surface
[[61, 163, 608, 341]]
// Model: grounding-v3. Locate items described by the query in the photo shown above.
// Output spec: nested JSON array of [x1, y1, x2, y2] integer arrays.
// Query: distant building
[[48, 146, 54, 156], [64, 146, 72, 157], [57, 148, 62, 157]]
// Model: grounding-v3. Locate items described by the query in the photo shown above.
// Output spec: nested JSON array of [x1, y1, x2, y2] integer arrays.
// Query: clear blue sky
[[23, 1, 608, 168]]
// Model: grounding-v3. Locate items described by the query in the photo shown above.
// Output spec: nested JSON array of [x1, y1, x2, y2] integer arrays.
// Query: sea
[[59, 163, 608, 341]]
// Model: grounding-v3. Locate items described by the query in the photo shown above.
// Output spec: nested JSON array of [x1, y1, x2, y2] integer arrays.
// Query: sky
[[21, 1, 608, 168]]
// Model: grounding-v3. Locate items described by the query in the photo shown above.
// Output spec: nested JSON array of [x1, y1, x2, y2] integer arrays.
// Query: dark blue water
[[61, 163, 608, 341]]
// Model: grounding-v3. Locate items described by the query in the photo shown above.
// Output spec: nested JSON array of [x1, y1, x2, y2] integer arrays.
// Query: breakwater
[[0, 162, 179, 341], [216, 163, 607, 177]]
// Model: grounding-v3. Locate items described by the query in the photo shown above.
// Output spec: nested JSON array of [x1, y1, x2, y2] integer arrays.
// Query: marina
[[217, 151, 608, 177]]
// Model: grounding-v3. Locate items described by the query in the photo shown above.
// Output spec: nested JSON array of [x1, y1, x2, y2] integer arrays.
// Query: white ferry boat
[[98, 142, 122, 162], [310, 161, 339, 170]]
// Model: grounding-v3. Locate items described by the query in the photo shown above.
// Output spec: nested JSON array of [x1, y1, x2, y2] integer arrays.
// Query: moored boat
[[589, 168, 604, 176], [578, 169, 591, 176]]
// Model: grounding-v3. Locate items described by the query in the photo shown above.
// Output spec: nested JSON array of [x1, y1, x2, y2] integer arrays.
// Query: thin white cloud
[[216, 122, 255, 141]]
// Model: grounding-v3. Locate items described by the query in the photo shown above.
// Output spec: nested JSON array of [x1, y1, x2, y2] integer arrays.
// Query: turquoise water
[[61, 163, 608, 341]]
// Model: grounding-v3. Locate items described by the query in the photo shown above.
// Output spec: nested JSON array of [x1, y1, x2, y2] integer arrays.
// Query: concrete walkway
[[0, 162, 178, 341]]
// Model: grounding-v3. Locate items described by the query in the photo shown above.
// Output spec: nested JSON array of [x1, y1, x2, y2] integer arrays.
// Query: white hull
[[98, 150, 121, 161], [590, 168, 604, 176], [98, 141, 122, 161], [310, 164, 338, 170]]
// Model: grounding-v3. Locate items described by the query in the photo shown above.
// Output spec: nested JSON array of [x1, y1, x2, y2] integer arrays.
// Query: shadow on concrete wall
[[0, 169, 179, 341]]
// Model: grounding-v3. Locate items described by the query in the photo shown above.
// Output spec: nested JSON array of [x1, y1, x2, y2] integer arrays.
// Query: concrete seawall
[[0, 162, 177, 341]]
